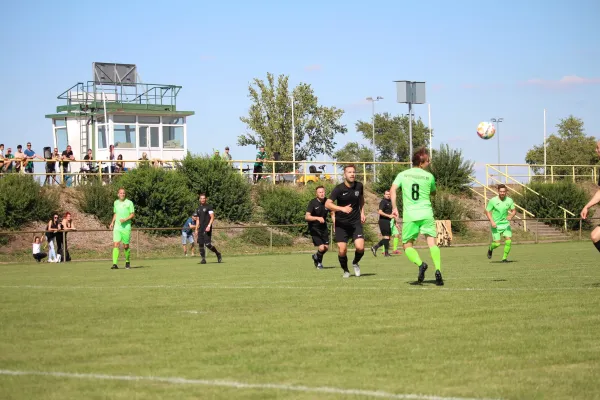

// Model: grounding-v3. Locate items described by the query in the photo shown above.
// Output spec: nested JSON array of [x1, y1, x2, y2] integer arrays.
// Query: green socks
[[393, 237, 399, 251], [125, 248, 131, 263], [429, 245, 441, 271], [489, 242, 501, 251], [112, 248, 119, 264], [502, 240, 512, 260], [405, 247, 423, 266]]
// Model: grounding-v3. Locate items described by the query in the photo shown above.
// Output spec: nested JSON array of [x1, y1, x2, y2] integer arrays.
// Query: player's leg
[[198, 233, 206, 264], [402, 221, 428, 282], [423, 227, 444, 286], [189, 235, 195, 257], [311, 235, 323, 268], [121, 229, 132, 269], [182, 233, 188, 256], [335, 226, 351, 277], [501, 226, 513, 262], [204, 232, 222, 263], [391, 221, 401, 254], [351, 225, 365, 277], [372, 220, 390, 257], [591, 226, 600, 252], [487, 228, 502, 259], [318, 244, 328, 268], [112, 229, 121, 269]]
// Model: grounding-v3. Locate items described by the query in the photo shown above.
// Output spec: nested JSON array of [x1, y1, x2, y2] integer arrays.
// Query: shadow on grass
[[490, 260, 517, 264]]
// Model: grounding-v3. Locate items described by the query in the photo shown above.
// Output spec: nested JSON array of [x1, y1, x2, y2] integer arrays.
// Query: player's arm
[[485, 202, 497, 228], [325, 199, 352, 214], [109, 212, 117, 229], [359, 190, 366, 223], [305, 212, 324, 224], [507, 206, 517, 221], [390, 183, 400, 218], [120, 203, 135, 224], [378, 201, 393, 219], [581, 189, 600, 219], [206, 209, 215, 231]]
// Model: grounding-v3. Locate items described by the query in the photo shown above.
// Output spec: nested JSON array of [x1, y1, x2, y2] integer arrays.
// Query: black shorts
[[253, 165, 263, 173], [379, 219, 391, 236], [334, 221, 364, 243], [197, 231, 212, 246], [310, 228, 329, 246]]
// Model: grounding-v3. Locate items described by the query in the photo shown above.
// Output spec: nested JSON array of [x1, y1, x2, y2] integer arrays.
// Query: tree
[[355, 112, 431, 162], [333, 142, 374, 181], [238, 73, 347, 171], [525, 115, 598, 179], [428, 144, 474, 193]]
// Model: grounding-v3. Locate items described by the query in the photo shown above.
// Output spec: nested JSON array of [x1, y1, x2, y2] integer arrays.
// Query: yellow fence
[[486, 163, 599, 185]]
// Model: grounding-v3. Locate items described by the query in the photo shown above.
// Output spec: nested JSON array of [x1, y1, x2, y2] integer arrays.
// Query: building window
[[55, 128, 68, 152], [139, 116, 160, 124], [163, 117, 184, 125], [114, 124, 136, 148], [98, 125, 107, 149], [140, 126, 160, 148], [162, 126, 184, 149]]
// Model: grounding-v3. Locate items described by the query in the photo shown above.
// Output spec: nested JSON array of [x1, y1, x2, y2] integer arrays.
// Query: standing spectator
[[24, 142, 43, 174], [0, 143, 4, 173], [32, 237, 47, 263], [58, 212, 75, 262], [223, 146, 233, 161], [46, 214, 60, 262], [212, 150, 221, 160], [14, 145, 26, 174], [3, 147, 14, 172], [182, 213, 198, 257], [45, 147, 60, 185], [61, 145, 75, 186], [108, 144, 116, 173], [253, 146, 267, 183]]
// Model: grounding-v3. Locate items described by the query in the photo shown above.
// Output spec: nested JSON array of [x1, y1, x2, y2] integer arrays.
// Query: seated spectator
[[116, 154, 127, 172], [3, 147, 14, 172], [45, 147, 60, 185], [81, 148, 98, 173], [14, 145, 26, 174], [32, 236, 47, 263]]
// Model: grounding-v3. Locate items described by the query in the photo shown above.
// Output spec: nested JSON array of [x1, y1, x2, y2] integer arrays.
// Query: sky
[[1, 0, 599, 181]]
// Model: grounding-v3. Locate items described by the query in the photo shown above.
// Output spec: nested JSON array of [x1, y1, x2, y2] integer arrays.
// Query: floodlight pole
[[366, 96, 383, 181], [491, 117, 504, 181], [394, 80, 425, 163], [543, 108, 547, 182], [291, 94, 295, 181], [408, 102, 413, 161]]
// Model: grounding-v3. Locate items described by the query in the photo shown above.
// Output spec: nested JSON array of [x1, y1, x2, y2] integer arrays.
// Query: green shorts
[[390, 219, 399, 236], [113, 227, 132, 244], [491, 225, 512, 241], [402, 218, 437, 243]]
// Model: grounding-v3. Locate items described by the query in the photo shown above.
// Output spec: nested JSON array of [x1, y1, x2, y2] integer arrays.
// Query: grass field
[[1, 241, 599, 400]]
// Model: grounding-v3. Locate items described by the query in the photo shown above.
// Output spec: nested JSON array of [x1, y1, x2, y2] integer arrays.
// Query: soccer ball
[[477, 122, 496, 140]]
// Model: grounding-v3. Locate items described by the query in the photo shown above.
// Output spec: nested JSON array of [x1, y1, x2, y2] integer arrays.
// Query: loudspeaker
[[43, 147, 52, 159]]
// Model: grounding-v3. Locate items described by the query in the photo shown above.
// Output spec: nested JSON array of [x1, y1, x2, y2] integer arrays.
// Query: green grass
[[1, 242, 600, 400]]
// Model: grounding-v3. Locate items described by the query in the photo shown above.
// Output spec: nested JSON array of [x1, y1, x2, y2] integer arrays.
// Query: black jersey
[[306, 198, 328, 233], [378, 198, 393, 221], [196, 203, 214, 229], [328, 181, 363, 224]]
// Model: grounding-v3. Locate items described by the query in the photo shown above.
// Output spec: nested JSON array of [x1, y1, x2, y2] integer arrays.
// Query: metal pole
[[543, 108, 547, 181], [497, 121, 500, 166], [291, 95, 295, 182], [428, 103, 432, 159], [408, 103, 413, 161], [372, 99, 375, 182]]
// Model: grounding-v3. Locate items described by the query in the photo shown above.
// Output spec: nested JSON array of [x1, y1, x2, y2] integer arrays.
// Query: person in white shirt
[[32, 236, 47, 263]]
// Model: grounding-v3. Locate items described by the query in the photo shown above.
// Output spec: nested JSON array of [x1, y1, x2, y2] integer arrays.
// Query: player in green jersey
[[390, 148, 443, 285], [580, 140, 600, 253], [485, 184, 516, 262], [109, 188, 135, 270]]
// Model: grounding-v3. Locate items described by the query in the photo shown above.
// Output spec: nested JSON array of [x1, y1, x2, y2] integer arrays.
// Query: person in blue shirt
[[23, 142, 43, 174], [182, 213, 198, 256]]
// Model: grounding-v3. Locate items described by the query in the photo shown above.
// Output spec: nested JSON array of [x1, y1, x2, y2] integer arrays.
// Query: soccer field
[[1, 242, 599, 400]]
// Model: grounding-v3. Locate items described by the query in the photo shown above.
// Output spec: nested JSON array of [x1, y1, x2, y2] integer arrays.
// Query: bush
[[519, 182, 589, 230], [256, 185, 307, 235], [239, 227, 294, 247], [115, 167, 197, 235], [78, 179, 115, 226], [429, 144, 474, 193], [0, 174, 60, 230], [373, 164, 408, 195], [177, 155, 253, 222]]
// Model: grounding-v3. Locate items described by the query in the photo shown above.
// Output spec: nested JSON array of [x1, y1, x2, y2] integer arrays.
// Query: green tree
[[332, 142, 374, 181], [238, 73, 347, 171], [525, 115, 598, 179], [355, 112, 431, 162], [429, 144, 474, 193]]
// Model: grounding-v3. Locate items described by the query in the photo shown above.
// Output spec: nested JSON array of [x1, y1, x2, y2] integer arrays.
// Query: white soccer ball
[[477, 122, 496, 140]]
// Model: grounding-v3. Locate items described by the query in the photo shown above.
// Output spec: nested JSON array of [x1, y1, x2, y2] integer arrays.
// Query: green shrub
[[77, 179, 115, 226], [429, 144, 474, 193], [256, 185, 306, 235], [519, 182, 589, 230], [239, 227, 294, 247], [177, 155, 253, 222], [115, 167, 197, 235], [0, 174, 60, 230], [373, 164, 409, 195]]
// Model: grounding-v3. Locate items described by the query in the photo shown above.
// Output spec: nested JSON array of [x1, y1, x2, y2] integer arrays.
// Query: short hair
[[34, 236, 40, 241], [497, 184, 507, 191], [343, 164, 356, 172], [118, 187, 126, 193], [225, 147, 230, 150], [199, 193, 207, 198], [412, 148, 429, 167], [17, 145, 22, 149], [384, 189, 390, 193], [65, 212, 71, 218], [315, 185, 325, 191], [0, 144, 3, 147]]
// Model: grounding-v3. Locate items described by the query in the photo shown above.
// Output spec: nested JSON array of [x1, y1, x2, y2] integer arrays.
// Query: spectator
[[182, 213, 198, 256], [116, 154, 127, 172], [212, 150, 221, 160], [253, 146, 267, 183], [32, 236, 47, 263], [46, 214, 60, 262], [108, 144, 116, 173], [45, 147, 60, 185], [61, 145, 75, 186], [82, 148, 96, 172], [58, 212, 75, 262], [24, 142, 43, 174], [14, 145, 26, 174], [223, 146, 233, 161], [0, 143, 4, 172], [3, 147, 14, 172]]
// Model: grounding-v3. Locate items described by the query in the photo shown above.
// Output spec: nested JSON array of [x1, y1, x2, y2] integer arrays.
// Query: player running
[[325, 164, 366, 278], [305, 186, 330, 269], [580, 140, 600, 253], [109, 188, 135, 270], [371, 190, 393, 257], [391, 148, 443, 285], [486, 184, 516, 262], [196, 194, 223, 264]]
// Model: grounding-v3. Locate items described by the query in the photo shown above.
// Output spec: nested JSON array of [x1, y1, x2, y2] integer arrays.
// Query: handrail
[[468, 176, 534, 218]]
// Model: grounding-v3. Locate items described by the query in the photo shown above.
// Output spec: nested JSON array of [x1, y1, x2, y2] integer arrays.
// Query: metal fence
[[486, 163, 599, 185]]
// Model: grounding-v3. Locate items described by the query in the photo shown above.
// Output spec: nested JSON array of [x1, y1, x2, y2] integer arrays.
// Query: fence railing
[[486, 163, 599, 185]]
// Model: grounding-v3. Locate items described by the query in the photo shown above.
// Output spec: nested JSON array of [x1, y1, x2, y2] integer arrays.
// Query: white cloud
[[523, 75, 600, 87], [304, 64, 323, 72]]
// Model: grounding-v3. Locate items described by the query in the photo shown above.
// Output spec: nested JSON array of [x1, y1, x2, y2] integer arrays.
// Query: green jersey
[[393, 167, 436, 222], [254, 151, 267, 167], [113, 199, 135, 229], [486, 196, 515, 229]]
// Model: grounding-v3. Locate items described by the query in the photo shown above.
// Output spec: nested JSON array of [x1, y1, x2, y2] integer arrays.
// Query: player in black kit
[[195, 194, 223, 264], [371, 190, 393, 257], [325, 164, 366, 278], [305, 185, 330, 269]]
